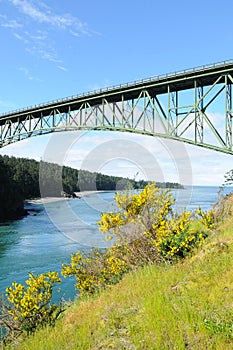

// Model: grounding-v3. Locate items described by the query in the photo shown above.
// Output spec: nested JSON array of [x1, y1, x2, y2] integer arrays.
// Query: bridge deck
[[1, 60, 233, 125]]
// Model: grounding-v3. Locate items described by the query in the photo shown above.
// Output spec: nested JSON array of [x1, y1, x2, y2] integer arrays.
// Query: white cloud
[[13, 32, 29, 43], [1, 1, 96, 65], [56, 131, 191, 185], [12, 27, 60, 63], [19, 67, 41, 81], [0, 129, 231, 187], [36, 49, 61, 63], [0, 15, 22, 29], [73, 131, 232, 186], [0, 134, 50, 159], [57, 65, 68, 72], [24, 30, 47, 41], [9, 0, 91, 35]]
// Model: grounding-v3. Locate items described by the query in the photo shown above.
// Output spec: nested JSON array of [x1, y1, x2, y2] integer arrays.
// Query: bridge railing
[[1, 59, 233, 118]]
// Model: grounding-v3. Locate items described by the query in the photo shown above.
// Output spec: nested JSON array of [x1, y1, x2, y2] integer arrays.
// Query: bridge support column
[[194, 81, 204, 144], [226, 77, 232, 149]]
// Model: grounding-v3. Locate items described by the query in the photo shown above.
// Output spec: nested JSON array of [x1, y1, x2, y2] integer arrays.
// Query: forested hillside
[[0, 155, 183, 221], [0, 157, 26, 221]]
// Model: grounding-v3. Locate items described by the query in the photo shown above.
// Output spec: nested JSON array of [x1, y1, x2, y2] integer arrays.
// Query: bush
[[196, 206, 215, 229], [213, 193, 233, 223], [98, 183, 175, 243], [62, 184, 211, 296], [99, 184, 210, 262], [0, 272, 63, 344], [62, 246, 129, 297], [154, 211, 209, 260]]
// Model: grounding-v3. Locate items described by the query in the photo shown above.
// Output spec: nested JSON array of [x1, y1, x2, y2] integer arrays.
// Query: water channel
[[0, 186, 231, 300]]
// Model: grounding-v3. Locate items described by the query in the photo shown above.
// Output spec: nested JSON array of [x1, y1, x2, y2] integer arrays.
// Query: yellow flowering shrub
[[1, 271, 63, 341], [62, 184, 177, 297], [98, 183, 175, 242], [63, 183, 211, 297], [99, 183, 210, 263], [196, 206, 215, 229], [154, 211, 209, 260], [62, 246, 129, 297]]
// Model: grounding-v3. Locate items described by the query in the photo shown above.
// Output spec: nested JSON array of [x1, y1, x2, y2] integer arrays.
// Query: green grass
[[4, 217, 233, 350]]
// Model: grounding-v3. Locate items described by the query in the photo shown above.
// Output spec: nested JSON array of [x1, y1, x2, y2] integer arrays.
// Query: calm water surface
[[0, 186, 231, 300]]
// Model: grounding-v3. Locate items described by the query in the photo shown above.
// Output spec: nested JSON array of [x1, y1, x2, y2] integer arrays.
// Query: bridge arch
[[1, 60, 233, 154]]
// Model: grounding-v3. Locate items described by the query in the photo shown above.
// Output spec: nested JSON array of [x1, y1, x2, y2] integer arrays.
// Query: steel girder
[[1, 60, 233, 154]]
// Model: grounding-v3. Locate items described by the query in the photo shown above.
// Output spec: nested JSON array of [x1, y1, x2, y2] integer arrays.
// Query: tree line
[[0, 155, 183, 221]]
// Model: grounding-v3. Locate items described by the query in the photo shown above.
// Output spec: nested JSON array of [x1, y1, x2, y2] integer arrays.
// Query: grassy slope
[[8, 218, 233, 349]]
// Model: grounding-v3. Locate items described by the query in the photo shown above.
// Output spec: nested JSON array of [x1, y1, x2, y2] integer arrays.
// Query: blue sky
[[0, 0, 233, 186]]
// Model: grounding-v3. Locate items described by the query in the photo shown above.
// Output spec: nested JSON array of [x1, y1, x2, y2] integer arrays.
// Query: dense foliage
[[0, 158, 25, 221], [0, 155, 183, 221], [0, 272, 63, 344], [62, 184, 212, 297]]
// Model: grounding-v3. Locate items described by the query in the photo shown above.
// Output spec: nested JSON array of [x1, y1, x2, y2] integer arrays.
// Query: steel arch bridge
[[1, 60, 233, 154]]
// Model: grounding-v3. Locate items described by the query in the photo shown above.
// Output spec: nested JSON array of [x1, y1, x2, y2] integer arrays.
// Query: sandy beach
[[26, 190, 111, 205]]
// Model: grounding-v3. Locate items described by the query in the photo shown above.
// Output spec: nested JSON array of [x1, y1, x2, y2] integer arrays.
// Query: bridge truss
[[1, 60, 233, 154]]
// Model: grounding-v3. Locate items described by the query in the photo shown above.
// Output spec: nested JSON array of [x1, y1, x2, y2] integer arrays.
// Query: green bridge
[[1, 60, 233, 154]]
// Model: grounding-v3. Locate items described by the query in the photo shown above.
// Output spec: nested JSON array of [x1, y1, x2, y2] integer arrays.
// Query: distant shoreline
[[25, 187, 186, 206], [25, 190, 112, 205]]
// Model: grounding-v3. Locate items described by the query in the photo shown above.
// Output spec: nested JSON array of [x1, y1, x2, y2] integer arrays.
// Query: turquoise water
[[0, 186, 231, 300]]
